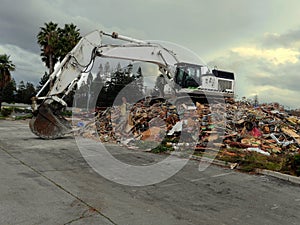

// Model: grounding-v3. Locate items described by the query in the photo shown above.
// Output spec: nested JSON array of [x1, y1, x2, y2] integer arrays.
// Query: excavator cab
[[174, 63, 202, 89], [173, 63, 235, 104], [175, 63, 235, 93]]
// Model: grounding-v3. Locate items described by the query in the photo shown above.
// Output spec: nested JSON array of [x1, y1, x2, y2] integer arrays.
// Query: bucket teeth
[[29, 103, 71, 139]]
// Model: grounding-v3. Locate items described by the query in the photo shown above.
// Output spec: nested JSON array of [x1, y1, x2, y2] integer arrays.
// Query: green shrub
[[14, 114, 33, 120], [61, 110, 72, 117], [290, 154, 300, 176], [151, 137, 177, 153], [151, 144, 173, 153], [1, 107, 13, 117], [14, 107, 31, 113]]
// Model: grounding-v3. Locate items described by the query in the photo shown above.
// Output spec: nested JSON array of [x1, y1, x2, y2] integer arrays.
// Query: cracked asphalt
[[0, 120, 300, 225]]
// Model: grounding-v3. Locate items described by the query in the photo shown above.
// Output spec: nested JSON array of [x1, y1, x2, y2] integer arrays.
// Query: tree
[[92, 70, 104, 91], [57, 23, 81, 61], [37, 22, 60, 75], [75, 80, 88, 108], [37, 22, 81, 88], [23, 82, 37, 104], [15, 81, 26, 103], [96, 64, 141, 107], [104, 62, 110, 77], [88, 71, 104, 107], [0, 54, 15, 107], [98, 64, 104, 76], [135, 66, 144, 97], [36, 71, 50, 95], [2, 79, 16, 103], [15, 81, 36, 104], [0, 54, 15, 90], [116, 62, 122, 72], [85, 72, 94, 109]]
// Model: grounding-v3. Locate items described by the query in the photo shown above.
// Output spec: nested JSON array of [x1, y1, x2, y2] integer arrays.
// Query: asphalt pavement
[[0, 120, 300, 225]]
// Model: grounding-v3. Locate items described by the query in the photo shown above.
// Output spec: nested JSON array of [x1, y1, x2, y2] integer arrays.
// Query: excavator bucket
[[29, 103, 72, 139]]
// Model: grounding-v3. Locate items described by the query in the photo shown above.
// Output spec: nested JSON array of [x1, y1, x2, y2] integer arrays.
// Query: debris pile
[[89, 99, 180, 143], [223, 101, 300, 155], [76, 98, 300, 156]]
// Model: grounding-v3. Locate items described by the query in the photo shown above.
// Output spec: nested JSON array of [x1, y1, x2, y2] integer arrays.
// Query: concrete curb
[[255, 169, 300, 185]]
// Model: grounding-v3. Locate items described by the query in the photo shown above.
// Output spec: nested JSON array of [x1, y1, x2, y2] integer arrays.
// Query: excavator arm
[[30, 30, 180, 139]]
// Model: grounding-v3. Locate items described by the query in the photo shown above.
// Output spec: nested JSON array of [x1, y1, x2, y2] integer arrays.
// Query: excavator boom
[[30, 30, 180, 139]]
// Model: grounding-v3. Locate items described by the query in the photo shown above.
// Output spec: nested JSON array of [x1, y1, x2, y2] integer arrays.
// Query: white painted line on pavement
[[190, 178, 206, 182], [190, 172, 235, 182], [211, 172, 234, 178]]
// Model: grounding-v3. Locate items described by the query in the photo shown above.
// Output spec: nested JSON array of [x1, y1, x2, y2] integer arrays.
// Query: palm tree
[[37, 22, 81, 89], [37, 22, 60, 75], [0, 54, 15, 91], [58, 23, 81, 61]]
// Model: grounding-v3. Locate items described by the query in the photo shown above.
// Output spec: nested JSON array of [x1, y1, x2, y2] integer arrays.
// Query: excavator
[[30, 30, 235, 139]]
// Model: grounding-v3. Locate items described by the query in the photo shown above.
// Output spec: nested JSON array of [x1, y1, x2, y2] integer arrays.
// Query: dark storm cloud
[[0, 0, 47, 52], [0, 0, 285, 55], [250, 62, 300, 92], [261, 28, 300, 49], [1, 0, 300, 108]]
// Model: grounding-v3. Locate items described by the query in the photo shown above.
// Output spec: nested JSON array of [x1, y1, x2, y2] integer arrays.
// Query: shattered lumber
[[75, 98, 300, 156]]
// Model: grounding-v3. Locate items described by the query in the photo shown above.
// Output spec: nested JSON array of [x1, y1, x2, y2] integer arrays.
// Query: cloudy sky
[[1, 0, 300, 108]]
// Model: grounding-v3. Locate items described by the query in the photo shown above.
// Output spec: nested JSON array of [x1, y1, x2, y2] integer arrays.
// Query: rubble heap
[[77, 99, 300, 155], [94, 99, 180, 143], [223, 101, 300, 155]]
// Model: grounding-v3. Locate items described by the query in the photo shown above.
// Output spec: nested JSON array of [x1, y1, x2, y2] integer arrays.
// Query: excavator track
[[29, 103, 72, 139]]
